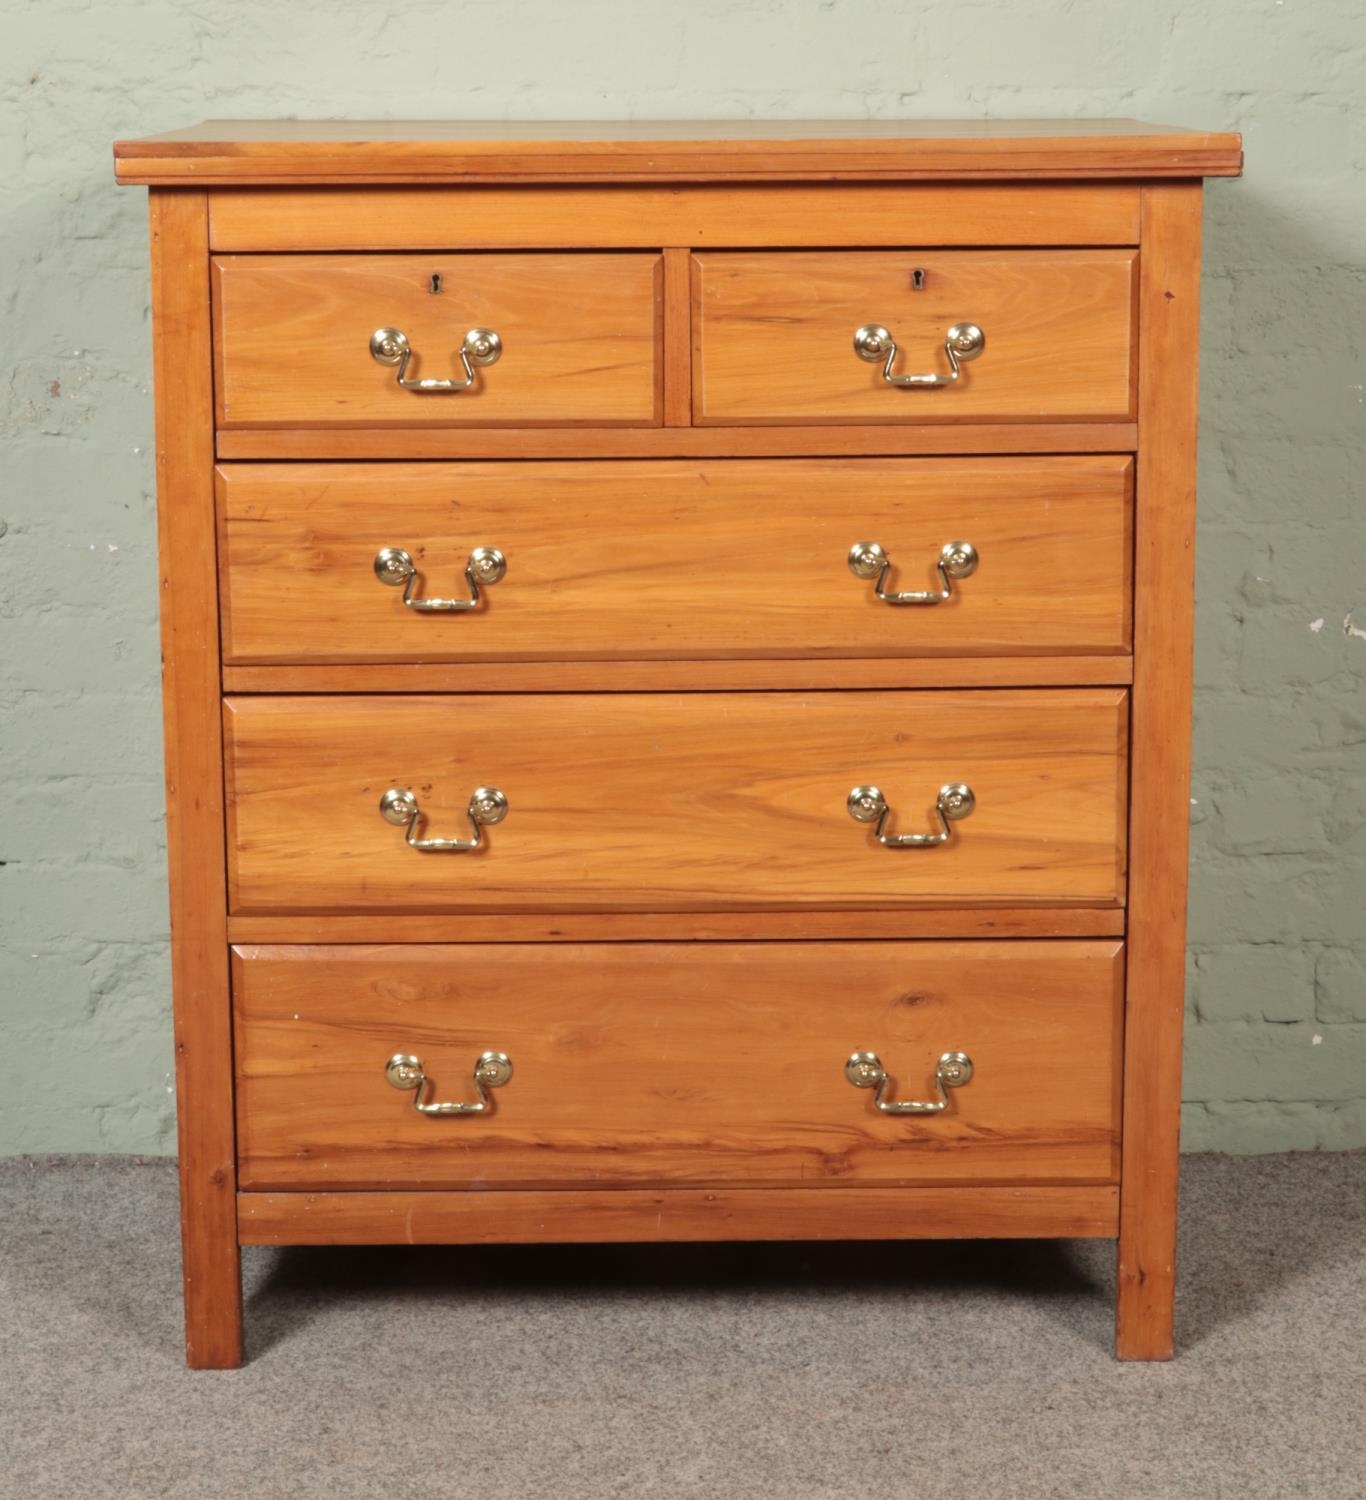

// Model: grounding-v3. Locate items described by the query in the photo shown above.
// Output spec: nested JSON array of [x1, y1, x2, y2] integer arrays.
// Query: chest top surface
[[113, 118, 1242, 185]]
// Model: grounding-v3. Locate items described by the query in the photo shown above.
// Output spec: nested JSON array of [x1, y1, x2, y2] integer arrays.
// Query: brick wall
[[1, 0, 1362, 1153]]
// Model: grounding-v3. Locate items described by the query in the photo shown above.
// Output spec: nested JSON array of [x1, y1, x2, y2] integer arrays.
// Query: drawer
[[693, 251, 1136, 424], [217, 456, 1132, 664], [212, 253, 662, 429], [223, 690, 1128, 913], [233, 940, 1124, 1189]]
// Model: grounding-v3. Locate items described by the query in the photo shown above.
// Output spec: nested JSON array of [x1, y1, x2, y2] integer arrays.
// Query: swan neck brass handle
[[379, 786, 509, 851], [386, 1051, 513, 1116], [845, 1050, 973, 1114], [374, 546, 506, 611], [369, 325, 502, 392], [853, 322, 985, 387], [847, 783, 975, 847], [848, 540, 978, 605]]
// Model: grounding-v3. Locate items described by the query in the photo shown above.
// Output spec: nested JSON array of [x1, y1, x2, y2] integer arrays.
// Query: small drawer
[[212, 253, 662, 429], [217, 455, 1132, 665], [233, 940, 1124, 1189], [693, 250, 1136, 424], [223, 689, 1128, 913]]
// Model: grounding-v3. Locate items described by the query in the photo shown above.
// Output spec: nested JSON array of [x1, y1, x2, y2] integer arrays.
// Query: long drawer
[[217, 456, 1133, 664], [212, 252, 662, 428], [233, 940, 1124, 1189], [693, 250, 1136, 423], [223, 690, 1128, 913]]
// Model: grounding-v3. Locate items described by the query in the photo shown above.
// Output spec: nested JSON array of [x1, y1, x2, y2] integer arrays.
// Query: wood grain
[[216, 457, 1132, 665], [212, 253, 662, 428], [214, 421, 1140, 462], [206, 183, 1141, 250], [148, 191, 242, 1369], [225, 907, 1126, 945], [694, 250, 1136, 424], [233, 941, 1124, 1189], [239, 1184, 1121, 1245], [222, 690, 1129, 914], [221, 656, 1134, 694], [1116, 184, 1204, 1362], [112, 118, 1243, 185]]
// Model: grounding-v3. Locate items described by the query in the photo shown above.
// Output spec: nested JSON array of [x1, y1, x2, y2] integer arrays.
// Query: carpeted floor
[[1, 1154, 1362, 1499]]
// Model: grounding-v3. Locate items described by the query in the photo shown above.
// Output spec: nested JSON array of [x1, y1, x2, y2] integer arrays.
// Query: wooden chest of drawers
[[114, 119, 1241, 1367]]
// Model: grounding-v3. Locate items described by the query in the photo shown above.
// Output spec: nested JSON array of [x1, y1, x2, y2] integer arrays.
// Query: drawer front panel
[[223, 690, 1128, 913], [217, 456, 1132, 665], [694, 250, 1136, 423], [212, 253, 662, 428], [234, 940, 1124, 1189]]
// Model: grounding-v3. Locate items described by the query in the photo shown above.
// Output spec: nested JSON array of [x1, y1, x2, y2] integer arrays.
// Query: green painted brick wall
[[1, 0, 1363, 1155]]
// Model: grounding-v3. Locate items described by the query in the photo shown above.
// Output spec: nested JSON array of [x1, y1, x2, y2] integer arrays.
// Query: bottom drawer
[[233, 941, 1123, 1190]]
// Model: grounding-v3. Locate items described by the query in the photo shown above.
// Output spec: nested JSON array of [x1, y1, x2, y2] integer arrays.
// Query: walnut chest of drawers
[[114, 120, 1242, 1367]]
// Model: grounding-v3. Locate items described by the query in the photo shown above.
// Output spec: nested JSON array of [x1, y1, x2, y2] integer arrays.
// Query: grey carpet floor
[[0, 1155, 1362, 1500]]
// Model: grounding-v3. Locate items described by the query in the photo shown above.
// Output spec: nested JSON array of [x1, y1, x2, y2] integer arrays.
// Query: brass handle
[[386, 1051, 512, 1116], [847, 783, 975, 847], [374, 546, 506, 611], [848, 540, 978, 604], [369, 325, 502, 392], [379, 786, 509, 851], [845, 1050, 973, 1114], [853, 322, 985, 387]]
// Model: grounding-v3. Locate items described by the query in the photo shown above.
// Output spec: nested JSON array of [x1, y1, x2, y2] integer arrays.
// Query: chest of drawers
[[114, 119, 1241, 1367]]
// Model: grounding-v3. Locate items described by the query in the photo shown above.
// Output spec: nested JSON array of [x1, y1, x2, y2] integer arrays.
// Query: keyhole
[[429, 273, 443, 294], [911, 268, 926, 291]]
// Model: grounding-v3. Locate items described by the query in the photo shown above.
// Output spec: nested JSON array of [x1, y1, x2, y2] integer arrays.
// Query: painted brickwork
[[1, 0, 1362, 1152]]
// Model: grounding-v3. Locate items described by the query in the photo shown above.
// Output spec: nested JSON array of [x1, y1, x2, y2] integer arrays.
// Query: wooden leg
[[179, 1157, 243, 1369], [1117, 1195, 1177, 1360], [1116, 182, 1204, 1361], [149, 188, 243, 1367]]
